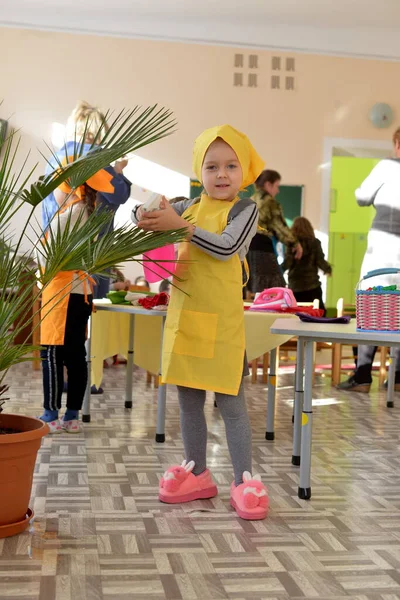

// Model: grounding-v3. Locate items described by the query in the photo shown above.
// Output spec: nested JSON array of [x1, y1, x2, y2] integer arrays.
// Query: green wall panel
[[327, 156, 378, 308], [329, 156, 378, 233], [189, 180, 303, 224]]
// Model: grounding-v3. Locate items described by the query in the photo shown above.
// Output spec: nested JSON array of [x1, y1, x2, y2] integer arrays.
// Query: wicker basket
[[356, 268, 400, 332]]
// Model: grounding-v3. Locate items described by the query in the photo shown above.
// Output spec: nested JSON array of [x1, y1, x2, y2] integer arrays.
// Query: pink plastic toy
[[250, 287, 297, 312], [143, 245, 176, 283]]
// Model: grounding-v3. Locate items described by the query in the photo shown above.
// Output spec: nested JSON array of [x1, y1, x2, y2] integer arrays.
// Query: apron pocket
[[173, 310, 218, 359]]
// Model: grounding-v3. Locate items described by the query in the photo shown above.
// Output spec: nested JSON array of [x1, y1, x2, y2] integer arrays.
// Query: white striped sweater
[[132, 197, 258, 262]]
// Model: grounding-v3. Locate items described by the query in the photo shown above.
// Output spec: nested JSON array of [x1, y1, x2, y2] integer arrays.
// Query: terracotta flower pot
[[0, 414, 48, 538]]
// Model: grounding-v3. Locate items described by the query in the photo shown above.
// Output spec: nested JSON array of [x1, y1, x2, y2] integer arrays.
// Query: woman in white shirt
[[338, 128, 400, 393]]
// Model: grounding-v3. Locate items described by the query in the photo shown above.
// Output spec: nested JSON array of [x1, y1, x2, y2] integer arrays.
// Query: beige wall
[[2, 27, 400, 236]]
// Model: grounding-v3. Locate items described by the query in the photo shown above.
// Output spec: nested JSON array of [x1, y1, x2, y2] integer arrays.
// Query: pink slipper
[[230, 471, 269, 520], [61, 419, 81, 433], [159, 460, 218, 504], [44, 419, 63, 434]]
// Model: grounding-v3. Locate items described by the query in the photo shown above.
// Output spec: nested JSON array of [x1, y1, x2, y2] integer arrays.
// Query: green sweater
[[282, 237, 332, 292], [252, 190, 297, 247]]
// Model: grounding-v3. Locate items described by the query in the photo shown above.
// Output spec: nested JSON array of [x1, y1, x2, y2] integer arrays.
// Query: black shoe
[[337, 376, 370, 393], [91, 385, 104, 395]]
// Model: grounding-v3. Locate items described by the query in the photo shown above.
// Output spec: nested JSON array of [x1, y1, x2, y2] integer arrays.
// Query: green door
[[352, 232, 368, 285], [326, 157, 379, 310], [327, 233, 355, 307]]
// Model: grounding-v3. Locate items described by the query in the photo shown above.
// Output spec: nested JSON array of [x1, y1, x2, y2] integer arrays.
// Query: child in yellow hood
[[133, 125, 269, 520]]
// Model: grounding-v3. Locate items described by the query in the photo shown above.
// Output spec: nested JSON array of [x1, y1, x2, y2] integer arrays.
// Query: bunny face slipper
[[230, 472, 269, 520], [159, 460, 218, 504]]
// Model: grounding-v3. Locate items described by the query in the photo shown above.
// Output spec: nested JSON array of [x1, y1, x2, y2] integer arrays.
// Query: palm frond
[[35, 208, 186, 286], [0, 102, 183, 395], [0, 131, 38, 233], [0, 341, 39, 376], [21, 106, 176, 207]]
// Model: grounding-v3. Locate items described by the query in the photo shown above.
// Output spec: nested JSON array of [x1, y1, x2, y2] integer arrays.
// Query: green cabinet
[[330, 157, 377, 234], [326, 232, 368, 308]]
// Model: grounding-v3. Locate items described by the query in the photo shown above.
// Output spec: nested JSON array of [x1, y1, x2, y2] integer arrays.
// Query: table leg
[[266, 347, 277, 441], [155, 316, 167, 443], [125, 315, 135, 409], [292, 339, 304, 466], [82, 316, 92, 423], [298, 339, 313, 500], [156, 384, 167, 443], [387, 346, 396, 409]]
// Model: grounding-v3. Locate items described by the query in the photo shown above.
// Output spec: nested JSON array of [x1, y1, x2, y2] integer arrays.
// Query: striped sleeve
[[191, 203, 258, 261], [131, 197, 195, 225]]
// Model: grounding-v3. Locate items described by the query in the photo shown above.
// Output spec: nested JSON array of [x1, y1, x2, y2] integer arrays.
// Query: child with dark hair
[[159, 279, 171, 294], [281, 216, 331, 315]]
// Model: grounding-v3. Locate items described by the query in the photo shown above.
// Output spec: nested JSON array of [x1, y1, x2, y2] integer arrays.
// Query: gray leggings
[[177, 380, 252, 486]]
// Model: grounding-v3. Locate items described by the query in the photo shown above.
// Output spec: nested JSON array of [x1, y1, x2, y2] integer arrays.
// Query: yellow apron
[[40, 164, 114, 345], [161, 194, 244, 396], [40, 271, 92, 346], [40, 198, 92, 346]]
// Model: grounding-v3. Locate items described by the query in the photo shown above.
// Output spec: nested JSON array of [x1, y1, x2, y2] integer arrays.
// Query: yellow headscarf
[[192, 124, 264, 190]]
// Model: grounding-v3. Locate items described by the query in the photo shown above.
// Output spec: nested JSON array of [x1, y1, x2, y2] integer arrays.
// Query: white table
[[82, 304, 168, 443], [270, 318, 399, 501], [83, 304, 296, 443]]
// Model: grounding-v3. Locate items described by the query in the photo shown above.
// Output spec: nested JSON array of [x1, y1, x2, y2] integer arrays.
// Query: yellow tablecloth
[[91, 309, 296, 388]]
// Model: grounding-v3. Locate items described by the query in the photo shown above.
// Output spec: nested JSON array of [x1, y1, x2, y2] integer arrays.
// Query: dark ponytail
[[84, 183, 97, 215], [255, 169, 281, 191]]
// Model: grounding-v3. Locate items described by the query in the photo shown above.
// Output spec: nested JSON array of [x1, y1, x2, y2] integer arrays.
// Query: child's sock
[[63, 409, 79, 422], [39, 409, 59, 422]]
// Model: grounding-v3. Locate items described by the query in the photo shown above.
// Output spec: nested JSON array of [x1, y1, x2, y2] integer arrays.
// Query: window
[[248, 73, 258, 88], [272, 56, 281, 71], [234, 72, 244, 87], [234, 54, 244, 68], [271, 75, 280, 89], [286, 57, 295, 72], [249, 55, 258, 69], [285, 76, 295, 91]]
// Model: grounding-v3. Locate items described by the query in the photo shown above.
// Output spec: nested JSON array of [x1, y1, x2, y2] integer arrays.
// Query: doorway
[[320, 138, 391, 310]]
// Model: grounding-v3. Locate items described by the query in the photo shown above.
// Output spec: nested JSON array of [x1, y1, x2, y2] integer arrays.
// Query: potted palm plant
[[0, 105, 185, 538]]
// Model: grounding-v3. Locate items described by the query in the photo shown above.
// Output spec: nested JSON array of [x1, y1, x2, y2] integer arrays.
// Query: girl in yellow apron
[[135, 125, 269, 520], [39, 168, 114, 434]]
